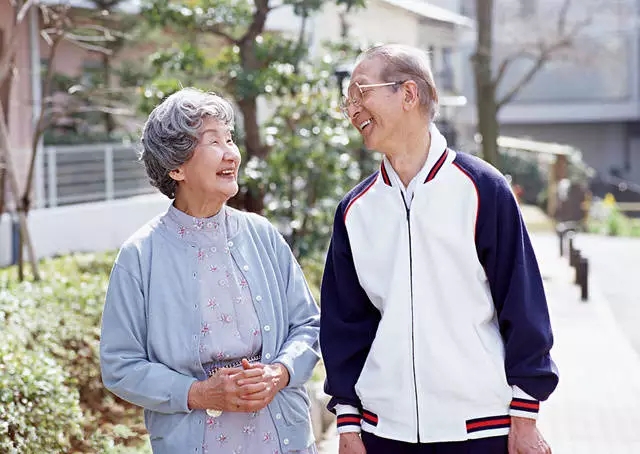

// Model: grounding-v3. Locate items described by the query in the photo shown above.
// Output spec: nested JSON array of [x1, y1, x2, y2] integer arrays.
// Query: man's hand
[[339, 432, 366, 454], [509, 417, 551, 454]]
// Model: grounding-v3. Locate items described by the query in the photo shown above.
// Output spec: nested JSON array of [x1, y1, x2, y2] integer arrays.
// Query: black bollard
[[578, 257, 589, 301], [568, 234, 575, 262], [558, 230, 564, 257], [570, 247, 581, 271], [574, 250, 582, 284]]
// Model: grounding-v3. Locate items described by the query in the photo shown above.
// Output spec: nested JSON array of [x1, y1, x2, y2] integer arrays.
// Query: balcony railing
[[35, 143, 156, 208]]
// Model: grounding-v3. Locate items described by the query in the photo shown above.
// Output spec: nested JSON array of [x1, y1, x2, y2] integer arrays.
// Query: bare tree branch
[[494, 49, 538, 87], [200, 25, 237, 44], [496, 6, 591, 109], [497, 42, 562, 108], [239, 0, 270, 45], [67, 39, 114, 55], [557, 0, 572, 35], [0, 27, 22, 84], [53, 31, 116, 43], [16, 0, 36, 23]]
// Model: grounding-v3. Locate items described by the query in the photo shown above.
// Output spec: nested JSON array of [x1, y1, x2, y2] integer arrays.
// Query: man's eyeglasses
[[340, 81, 406, 118]]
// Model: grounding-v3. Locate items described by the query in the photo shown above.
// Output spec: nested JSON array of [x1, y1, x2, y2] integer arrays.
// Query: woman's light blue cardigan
[[100, 206, 321, 454]]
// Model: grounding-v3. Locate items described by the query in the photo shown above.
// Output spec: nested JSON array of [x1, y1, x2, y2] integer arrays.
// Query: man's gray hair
[[357, 44, 439, 121], [140, 87, 235, 198]]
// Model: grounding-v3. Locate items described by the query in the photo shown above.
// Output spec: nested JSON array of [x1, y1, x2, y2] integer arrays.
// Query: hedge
[[0, 252, 149, 453], [0, 249, 325, 453]]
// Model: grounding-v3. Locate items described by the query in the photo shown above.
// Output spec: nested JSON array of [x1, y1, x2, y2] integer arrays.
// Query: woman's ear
[[169, 167, 185, 182]]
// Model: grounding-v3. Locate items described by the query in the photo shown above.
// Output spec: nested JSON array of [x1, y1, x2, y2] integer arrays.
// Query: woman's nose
[[225, 144, 241, 161]]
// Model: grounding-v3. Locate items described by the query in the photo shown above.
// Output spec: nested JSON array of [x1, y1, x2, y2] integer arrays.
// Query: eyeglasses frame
[[340, 80, 407, 117]]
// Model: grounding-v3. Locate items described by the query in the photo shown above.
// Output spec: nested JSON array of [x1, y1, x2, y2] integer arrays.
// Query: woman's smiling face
[[171, 117, 241, 205]]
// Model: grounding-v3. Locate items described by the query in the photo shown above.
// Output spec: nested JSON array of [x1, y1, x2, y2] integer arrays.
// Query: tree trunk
[[0, 104, 39, 280], [472, 0, 500, 168], [0, 165, 6, 215], [476, 86, 500, 168], [237, 29, 268, 213], [102, 52, 115, 135]]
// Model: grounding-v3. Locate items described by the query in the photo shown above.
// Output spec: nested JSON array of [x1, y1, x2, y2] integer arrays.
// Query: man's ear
[[403, 81, 419, 109], [169, 167, 185, 182]]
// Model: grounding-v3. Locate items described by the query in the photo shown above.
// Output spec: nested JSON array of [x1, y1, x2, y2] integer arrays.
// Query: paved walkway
[[318, 231, 640, 453]]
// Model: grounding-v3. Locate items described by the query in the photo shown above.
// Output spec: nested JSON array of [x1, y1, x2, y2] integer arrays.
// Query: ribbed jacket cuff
[[510, 386, 540, 419], [335, 404, 362, 433]]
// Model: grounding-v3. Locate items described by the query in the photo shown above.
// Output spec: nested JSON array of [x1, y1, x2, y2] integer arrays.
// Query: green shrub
[[0, 248, 329, 452], [0, 251, 148, 453], [586, 205, 640, 238], [0, 335, 83, 453]]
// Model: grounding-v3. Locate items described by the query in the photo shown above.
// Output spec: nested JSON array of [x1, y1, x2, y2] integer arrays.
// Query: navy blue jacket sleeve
[[475, 169, 559, 402], [320, 201, 381, 414]]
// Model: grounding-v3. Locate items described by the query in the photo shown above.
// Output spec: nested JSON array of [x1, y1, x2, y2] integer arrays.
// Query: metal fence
[[36, 143, 155, 208]]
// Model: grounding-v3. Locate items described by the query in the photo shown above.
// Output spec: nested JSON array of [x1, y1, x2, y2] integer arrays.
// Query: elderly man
[[320, 44, 558, 454]]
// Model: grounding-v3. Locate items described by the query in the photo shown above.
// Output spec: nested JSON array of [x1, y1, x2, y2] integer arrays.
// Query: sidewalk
[[318, 231, 640, 453]]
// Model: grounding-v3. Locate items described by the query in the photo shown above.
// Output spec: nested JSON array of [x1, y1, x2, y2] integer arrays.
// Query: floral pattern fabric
[[165, 204, 317, 454]]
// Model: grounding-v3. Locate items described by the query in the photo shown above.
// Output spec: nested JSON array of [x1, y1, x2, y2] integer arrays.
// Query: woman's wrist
[[272, 363, 290, 390], [187, 380, 206, 410]]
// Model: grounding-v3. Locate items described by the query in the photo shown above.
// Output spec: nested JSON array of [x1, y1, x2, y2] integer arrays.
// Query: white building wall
[[313, 0, 421, 50], [0, 193, 170, 267]]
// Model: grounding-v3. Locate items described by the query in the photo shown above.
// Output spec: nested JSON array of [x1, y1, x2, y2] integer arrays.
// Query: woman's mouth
[[217, 168, 235, 178]]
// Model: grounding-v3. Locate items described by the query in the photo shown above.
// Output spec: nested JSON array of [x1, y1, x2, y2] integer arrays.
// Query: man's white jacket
[[320, 125, 559, 443]]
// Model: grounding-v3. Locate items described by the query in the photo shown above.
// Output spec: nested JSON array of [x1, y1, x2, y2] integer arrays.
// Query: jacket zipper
[[402, 194, 421, 442]]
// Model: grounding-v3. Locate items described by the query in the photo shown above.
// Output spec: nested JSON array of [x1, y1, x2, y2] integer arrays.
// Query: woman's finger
[[239, 385, 275, 401], [236, 374, 265, 386], [235, 382, 267, 396], [233, 368, 264, 380]]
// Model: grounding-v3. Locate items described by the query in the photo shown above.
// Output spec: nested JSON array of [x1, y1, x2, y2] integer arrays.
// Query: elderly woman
[[100, 88, 320, 454]]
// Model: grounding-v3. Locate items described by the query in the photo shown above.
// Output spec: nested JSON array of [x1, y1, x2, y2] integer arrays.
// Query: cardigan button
[[255, 295, 262, 302]]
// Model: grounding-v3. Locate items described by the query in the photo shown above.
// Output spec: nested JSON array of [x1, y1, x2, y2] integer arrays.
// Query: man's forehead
[[347, 59, 382, 89]]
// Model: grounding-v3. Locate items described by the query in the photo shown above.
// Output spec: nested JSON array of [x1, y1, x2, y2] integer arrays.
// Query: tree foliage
[[262, 49, 371, 259], [138, 0, 363, 212]]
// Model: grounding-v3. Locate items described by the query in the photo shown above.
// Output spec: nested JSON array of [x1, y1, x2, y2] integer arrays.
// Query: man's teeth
[[359, 119, 371, 130], [220, 169, 234, 175]]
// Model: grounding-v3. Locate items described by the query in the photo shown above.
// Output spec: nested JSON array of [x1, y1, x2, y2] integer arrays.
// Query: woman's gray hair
[[140, 87, 235, 198], [357, 44, 439, 121]]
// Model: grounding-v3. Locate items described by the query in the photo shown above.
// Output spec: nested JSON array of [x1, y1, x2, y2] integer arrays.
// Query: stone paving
[[317, 232, 640, 453]]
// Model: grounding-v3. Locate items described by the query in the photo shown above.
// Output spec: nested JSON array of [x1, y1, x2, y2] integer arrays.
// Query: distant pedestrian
[[320, 44, 558, 454]]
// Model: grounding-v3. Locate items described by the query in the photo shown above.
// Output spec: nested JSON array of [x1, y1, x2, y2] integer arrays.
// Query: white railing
[[35, 142, 156, 209]]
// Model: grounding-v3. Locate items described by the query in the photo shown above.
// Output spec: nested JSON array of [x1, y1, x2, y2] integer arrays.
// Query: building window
[[519, 0, 537, 17], [439, 47, 454, 92], [428, 45, 436, 74], [460, 0, 475, 18]]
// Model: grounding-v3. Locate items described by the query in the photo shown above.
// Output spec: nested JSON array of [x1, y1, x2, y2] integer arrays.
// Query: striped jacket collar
[[380, 122, 449, 187]]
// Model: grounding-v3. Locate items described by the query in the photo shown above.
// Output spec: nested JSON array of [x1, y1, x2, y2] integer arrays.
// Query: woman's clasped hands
[[189, 358, 290, 413]]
